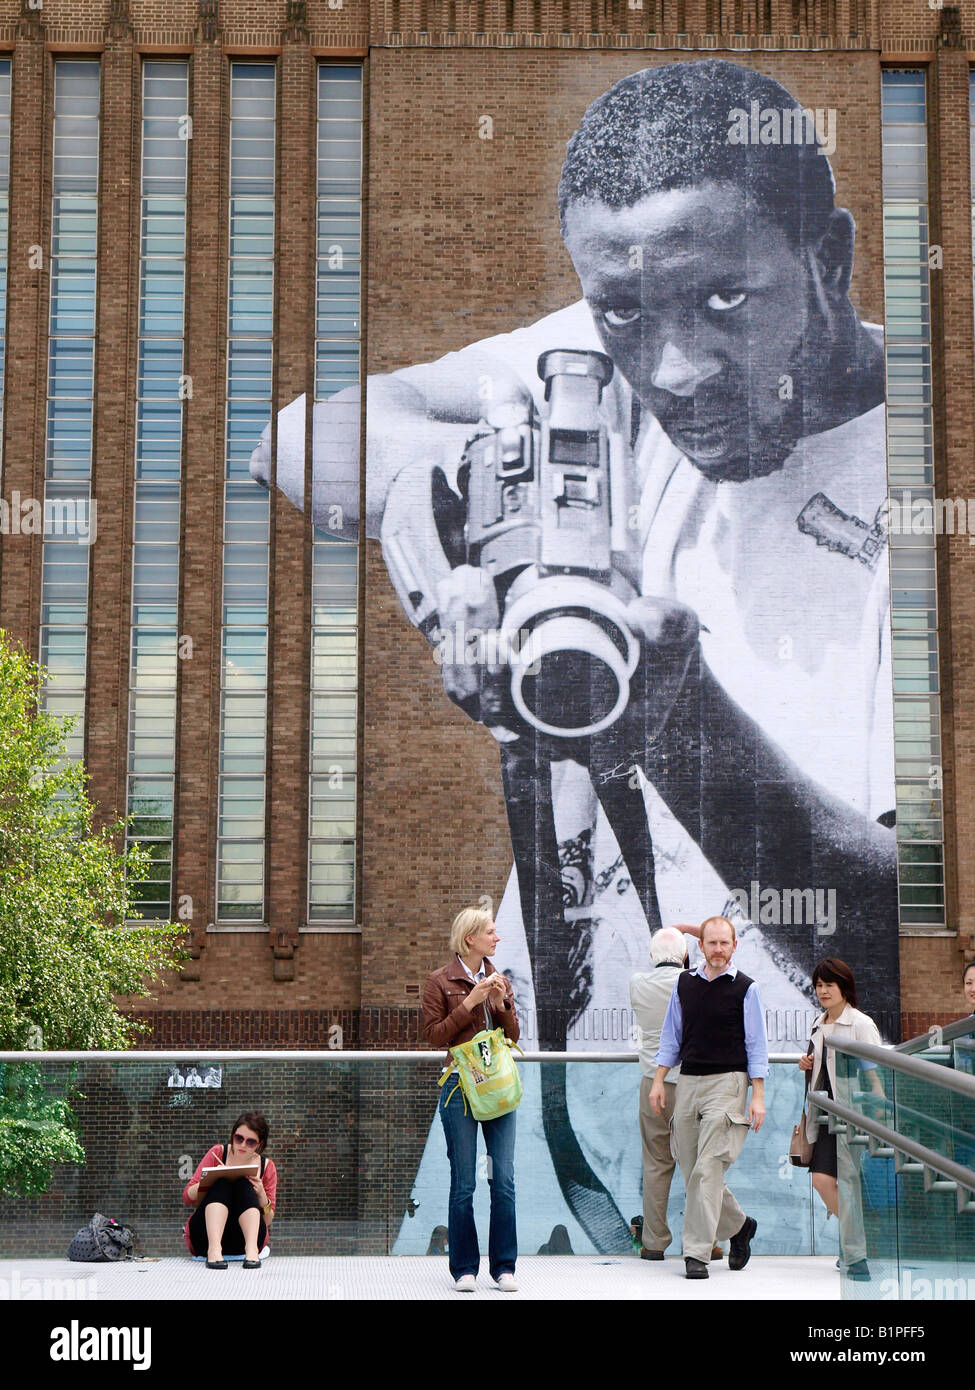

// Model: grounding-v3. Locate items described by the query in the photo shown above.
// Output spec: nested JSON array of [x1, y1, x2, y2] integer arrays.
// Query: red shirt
[[182, 1143, 279, 1252]]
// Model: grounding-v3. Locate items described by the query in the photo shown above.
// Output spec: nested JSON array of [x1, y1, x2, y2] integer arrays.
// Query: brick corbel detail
[[284, 1, 310, 41], [107, 0, 132, 38], [198, 0, 220, 43], [17, 0, 42, 40], [271, 927, 299, 982]]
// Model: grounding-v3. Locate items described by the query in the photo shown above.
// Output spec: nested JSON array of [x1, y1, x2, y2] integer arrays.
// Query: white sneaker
[[453, 1274, 477, 1292], [493, 1272, 518, 1292]]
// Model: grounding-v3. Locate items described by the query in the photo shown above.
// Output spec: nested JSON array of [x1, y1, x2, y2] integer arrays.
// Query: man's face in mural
[[563, 181, 845, 482]]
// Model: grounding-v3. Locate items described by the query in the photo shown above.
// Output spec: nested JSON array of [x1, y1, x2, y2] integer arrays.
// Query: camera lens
[[518, 638, 621, 733], [502, 578, 639, 739]]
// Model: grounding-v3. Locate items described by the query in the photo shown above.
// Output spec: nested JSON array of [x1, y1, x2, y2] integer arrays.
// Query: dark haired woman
[[963, 961, 975, 1017], [182, 1111, 277, 1269], [798, 959, 883, 1281]]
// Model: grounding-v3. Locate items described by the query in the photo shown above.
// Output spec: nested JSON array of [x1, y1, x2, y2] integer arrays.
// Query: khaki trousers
[[639, 1076, 676, 1253], [836, 1132, 868, 1266], [671, 1071, 751, 1264]]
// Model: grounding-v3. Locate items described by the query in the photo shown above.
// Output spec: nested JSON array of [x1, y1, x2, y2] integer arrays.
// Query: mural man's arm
[[591, 599, 897, 999], [250, 351, 537, 542]]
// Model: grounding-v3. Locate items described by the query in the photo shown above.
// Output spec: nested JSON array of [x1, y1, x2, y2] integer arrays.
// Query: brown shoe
[[640, 1248, 665, 1261], [711, 1244, 724, 1261]]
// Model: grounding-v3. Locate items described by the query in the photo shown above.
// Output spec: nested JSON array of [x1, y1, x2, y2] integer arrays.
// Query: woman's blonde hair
[[449, 906, 493, 957]]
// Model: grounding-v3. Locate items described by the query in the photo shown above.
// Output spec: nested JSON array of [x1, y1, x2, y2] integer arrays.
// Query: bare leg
[[812, 1172, 839, 1219], [204, 1202, 229, 1261], [239, 1206, 261, 1262]]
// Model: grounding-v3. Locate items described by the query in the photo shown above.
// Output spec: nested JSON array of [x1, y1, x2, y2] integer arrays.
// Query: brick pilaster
[[265, 33, 315, 965], [0, 20, 46, 654], [86, 35, 138, 831], [175, 33, 227, 950]]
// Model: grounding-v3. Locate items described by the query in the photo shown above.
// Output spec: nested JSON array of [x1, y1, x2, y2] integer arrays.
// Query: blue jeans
[[438, 1085, 517, 1281]]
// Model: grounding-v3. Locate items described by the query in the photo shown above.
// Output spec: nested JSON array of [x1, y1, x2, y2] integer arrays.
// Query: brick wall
[[0, 0, 970, 1048], [0, 1056, 440, 1257]]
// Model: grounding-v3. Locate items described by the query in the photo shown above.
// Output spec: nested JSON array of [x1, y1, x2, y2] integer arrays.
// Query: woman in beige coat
[[798, 958, 884, 1281]]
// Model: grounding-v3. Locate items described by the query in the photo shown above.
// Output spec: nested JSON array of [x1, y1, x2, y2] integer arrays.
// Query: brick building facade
[[0, 0, 973, 1048]]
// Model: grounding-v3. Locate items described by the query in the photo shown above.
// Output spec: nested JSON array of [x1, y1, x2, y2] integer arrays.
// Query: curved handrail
[[856, 1089, 974, 1150], [895, 1014, 975, 1055], [825, 1035, 975, 1099], [809, 1088, 975, 1212]]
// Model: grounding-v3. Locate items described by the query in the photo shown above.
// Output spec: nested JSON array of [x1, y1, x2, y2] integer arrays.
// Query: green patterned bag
[[439, 1027, 524, 1121]]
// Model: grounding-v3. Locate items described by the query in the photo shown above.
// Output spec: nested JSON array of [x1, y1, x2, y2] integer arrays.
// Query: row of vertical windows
[[19, 57, 364, 929], [124, 63, 190, 920], [881, 71, 946, 928], [17, 61, 957, 936], [309, 66, 362, 925], [216, 63, 275, 922], [39, 61, 100, 762]]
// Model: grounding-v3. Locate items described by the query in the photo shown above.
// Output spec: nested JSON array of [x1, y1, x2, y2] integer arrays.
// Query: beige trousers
[[836, 1132, 868, 1265], [638, 1076, 677, 1252], [671, 1071, 751, 1264]]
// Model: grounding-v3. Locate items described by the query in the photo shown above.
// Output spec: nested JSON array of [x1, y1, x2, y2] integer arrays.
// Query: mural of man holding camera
[[253, 59, 898, 1251]]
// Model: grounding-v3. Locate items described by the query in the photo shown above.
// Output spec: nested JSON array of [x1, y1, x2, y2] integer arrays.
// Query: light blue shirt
[[655, 961, 769, 1079]]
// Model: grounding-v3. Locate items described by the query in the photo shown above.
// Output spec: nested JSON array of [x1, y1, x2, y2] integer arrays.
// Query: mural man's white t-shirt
[[461, 299, 894, 1039]]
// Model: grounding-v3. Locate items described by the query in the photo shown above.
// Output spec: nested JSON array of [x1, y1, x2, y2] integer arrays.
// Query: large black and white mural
[[255, 59, 899, 1253]]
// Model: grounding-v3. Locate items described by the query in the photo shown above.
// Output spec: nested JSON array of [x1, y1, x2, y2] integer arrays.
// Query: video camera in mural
[[384, 348, 646, 740], [254, 56, 901, 1253]]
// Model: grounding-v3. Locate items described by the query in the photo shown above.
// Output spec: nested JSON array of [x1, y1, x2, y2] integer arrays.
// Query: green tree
[[0, 1064, 85, 1197], [0, 632, 184, 1049]]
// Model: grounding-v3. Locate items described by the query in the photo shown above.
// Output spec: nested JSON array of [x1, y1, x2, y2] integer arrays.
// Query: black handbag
[[67, 1212, 137, 1262]]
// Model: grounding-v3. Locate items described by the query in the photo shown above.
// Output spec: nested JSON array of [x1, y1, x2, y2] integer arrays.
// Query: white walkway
[[0, 1254, 840, 1301]]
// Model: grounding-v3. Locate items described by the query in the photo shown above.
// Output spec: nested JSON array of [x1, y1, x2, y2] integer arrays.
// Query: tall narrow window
[[125, 62, 190, 921], [881, 71, 946, 929], [217, 63, 275, 923], [308, 65, 362, 926], [40, 61, 100, 762]]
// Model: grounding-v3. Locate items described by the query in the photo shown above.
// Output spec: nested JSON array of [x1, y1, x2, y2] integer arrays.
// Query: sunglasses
[[233, 1133, 260, 1148]]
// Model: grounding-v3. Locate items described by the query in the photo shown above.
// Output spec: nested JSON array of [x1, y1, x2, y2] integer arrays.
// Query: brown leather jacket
[[423, 956, 520, 1064]]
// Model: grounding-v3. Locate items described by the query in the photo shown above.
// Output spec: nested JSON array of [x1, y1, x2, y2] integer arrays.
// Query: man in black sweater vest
[[649, 916, 768, 1279]]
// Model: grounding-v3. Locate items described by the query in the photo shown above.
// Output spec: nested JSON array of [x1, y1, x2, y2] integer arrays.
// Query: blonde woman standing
[[422, 906, 520, 1293]]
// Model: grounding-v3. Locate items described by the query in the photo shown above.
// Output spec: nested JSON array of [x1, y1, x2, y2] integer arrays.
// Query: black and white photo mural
[[256, 58, 899, 1253]]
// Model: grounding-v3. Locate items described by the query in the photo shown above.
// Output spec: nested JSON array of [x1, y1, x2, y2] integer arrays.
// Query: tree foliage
[[0, 633, 185, 1050], [0, 1064, 85, 1197]]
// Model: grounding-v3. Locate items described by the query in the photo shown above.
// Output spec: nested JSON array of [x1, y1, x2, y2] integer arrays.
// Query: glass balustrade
[[828, 1050, 975, 1300], [0, 1055, 824, 1261]]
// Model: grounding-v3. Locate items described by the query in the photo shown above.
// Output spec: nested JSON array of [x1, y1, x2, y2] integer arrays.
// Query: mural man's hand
[[434, 565, 521, 744], [589, 595, 701, 774]]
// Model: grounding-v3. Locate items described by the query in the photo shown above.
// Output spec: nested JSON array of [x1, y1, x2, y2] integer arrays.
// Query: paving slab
[[0, 1254, 840, 1301]]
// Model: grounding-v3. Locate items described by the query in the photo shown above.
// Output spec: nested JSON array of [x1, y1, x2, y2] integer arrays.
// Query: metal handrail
[[809, 1088, 975, 1215], [895, 1014, 975, 1055], [0, 1050, 803, 1064], [825, 1035, 975, 1100], [856, 1089, 974, 1150]]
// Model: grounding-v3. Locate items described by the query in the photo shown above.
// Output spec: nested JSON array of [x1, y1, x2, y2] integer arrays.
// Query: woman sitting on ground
[[183, 1111, 277, 1269]]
